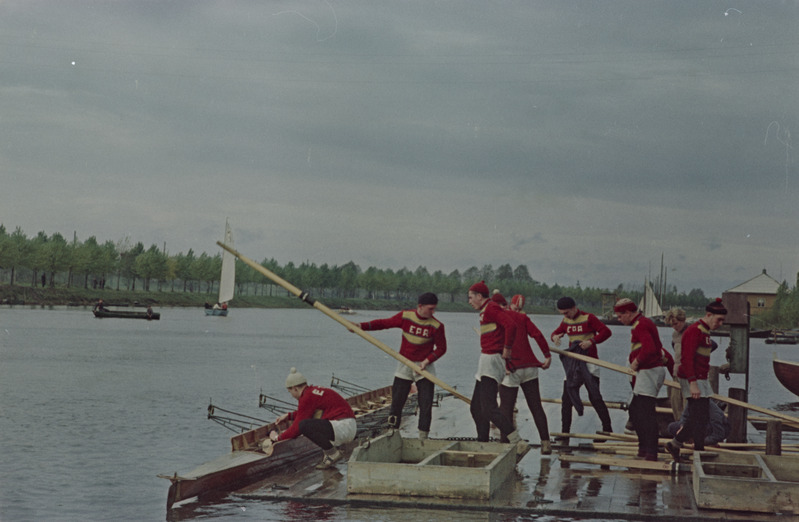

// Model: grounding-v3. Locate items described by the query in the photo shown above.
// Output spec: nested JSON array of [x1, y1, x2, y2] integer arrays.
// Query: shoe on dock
[[540, 440, 552, 455], [315, 448, 343, 469], [665, 440, 682, 461]]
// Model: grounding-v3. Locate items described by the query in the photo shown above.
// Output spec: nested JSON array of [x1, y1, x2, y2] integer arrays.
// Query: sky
[[1, 1, 797, 297]]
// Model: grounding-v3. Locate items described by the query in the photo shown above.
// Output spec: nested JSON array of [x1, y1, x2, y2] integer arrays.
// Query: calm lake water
[[1, 306, 797, 521]]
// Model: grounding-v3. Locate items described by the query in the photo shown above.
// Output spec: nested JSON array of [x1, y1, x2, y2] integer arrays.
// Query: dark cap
[[705, 298, 727, 315], [417, 292, 438, 305], [556, 296, 576, 310]]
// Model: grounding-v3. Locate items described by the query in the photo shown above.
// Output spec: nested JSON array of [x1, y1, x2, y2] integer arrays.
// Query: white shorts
[[330, 417, 357, 446], [474, 353, 506, 384], [633, 367, 665, 398], [678, 377, 713, 398], [394, 360, 435, 382], [501, 366, 539, 387]]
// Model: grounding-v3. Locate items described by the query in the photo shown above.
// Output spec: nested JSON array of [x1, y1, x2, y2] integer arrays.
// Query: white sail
[[218, 220, 235, 304], [638, 280, 663, 318]]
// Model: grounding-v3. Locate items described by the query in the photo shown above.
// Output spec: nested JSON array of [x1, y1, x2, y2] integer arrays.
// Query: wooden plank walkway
[[233, 394, 790, 520]]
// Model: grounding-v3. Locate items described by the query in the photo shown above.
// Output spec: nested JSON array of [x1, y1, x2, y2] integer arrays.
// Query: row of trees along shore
[[0, 225, 726, 314]]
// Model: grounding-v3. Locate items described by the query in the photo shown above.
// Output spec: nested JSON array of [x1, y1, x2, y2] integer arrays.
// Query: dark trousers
[[629, 394, 659, 457], [470, 376, 514, 442], [561, 378, 613, 432], [298, 418, 335, 450], [676, 397, 709, 451], [499, 379, 549, 442], [389, 376, 435, 432]]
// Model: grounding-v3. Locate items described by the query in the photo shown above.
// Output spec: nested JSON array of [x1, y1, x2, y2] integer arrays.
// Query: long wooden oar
[[550, 345, 799, 429], [217, 242, 471, 404]]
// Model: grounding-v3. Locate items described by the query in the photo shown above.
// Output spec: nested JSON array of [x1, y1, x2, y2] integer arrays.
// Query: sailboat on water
[[639, 279, 665, 325], [206, 220, 235, 316]]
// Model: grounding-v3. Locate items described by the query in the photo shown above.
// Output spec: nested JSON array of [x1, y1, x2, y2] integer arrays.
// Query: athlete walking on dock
[[614, 298, 667, 461], [357, 292, 447, 440], [468, 282, 528, 454], [666, 298, 727, 460], [498, 294, 553, 454], [550, 297, 614, 435]]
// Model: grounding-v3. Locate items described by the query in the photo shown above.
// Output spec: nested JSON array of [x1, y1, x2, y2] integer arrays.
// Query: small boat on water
[[765, 331, 799, 345], [159, 384, 402, 509], [205, 219, 235, 317], [93, 309, 159, 320], [774, 358, 799, 396]]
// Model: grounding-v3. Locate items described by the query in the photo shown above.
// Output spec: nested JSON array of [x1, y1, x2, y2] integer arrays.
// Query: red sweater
[[626, 313, 664, 370], [507, 310, 551, 369], [360, 310, 446, 363], [478, 300, 517, 354], [678, 319, 713, 382], [277, 385, 355, 442], [550, 310, 611, 359]]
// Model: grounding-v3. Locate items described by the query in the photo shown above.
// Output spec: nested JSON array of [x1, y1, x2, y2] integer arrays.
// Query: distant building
[[724, 269, 781, 316]]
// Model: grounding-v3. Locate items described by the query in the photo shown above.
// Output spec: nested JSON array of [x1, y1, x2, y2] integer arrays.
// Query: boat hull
[[161, 385, 398, 509], [204, 308, 228, 316], [93, 309, 160, 320], [774, 359, 799, 396]]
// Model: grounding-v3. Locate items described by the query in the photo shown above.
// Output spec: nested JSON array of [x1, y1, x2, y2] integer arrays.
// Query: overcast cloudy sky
[[1, 1, 797, 297]]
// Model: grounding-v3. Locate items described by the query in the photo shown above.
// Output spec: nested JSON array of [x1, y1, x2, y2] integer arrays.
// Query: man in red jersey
[[358, 292, 447, 440], [269, 368, 357, 469], [614, 298, 667, 461], [467, 281, 528, 455], [550, 296, 613, 435], [666, 298, 727, 460], [496, 294, 553, 454]]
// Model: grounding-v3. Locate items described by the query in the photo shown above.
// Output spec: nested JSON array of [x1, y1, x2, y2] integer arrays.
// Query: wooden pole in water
[[217, 242, 471, 404], [549, 346, 799, 429]]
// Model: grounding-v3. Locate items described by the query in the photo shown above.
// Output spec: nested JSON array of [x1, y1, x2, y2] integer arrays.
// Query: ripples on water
[[1, 306, 796, 521]]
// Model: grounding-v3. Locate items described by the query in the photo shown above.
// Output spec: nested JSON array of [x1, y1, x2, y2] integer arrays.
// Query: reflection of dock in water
[[223, 395, 782, 521]]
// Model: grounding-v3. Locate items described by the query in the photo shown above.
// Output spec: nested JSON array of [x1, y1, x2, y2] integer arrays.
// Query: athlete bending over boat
[[357, 292, 447, 440], [268, 368, 357, 469]]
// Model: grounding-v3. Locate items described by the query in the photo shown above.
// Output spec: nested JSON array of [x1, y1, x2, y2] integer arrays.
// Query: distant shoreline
[[0, 285, 563, 315]]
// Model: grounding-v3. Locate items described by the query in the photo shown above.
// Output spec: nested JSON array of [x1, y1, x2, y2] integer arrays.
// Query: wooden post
[[708, 366, 720, 394], [765, 420, 782, 456], [727, 387, 748, 443]]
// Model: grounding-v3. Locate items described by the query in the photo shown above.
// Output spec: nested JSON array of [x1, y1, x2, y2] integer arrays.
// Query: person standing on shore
[[550, 297, 614, 435], [498, 294, 553, 454], [268, 368, 357, 469], [357, 292, 447, 440], [467, 281, 527, 454], [614, 298, 667, 461], [666, 298, 727, 460]]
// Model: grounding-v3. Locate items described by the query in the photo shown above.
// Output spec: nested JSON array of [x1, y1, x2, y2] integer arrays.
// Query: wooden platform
[[228, 394, 790, 520], [693, 451, 799, 514], [348, 434, 517, 499]]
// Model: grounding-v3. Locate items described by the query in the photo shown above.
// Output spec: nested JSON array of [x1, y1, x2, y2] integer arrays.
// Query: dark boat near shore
[[711, 327, 771, 339], [765, 332, 799, 345], [93, 309, 160, 320], [159, 385, 401, 510], [774, 358, 799, 396]]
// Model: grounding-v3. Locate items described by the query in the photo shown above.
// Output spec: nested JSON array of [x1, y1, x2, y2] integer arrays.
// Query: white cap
[[285, 367, 307, 388]]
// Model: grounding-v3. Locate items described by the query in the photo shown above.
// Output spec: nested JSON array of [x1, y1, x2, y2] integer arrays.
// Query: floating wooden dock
[[693, 451, 799, 514], [347, 433, 517, 499], [211, 396, 793, 521]]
